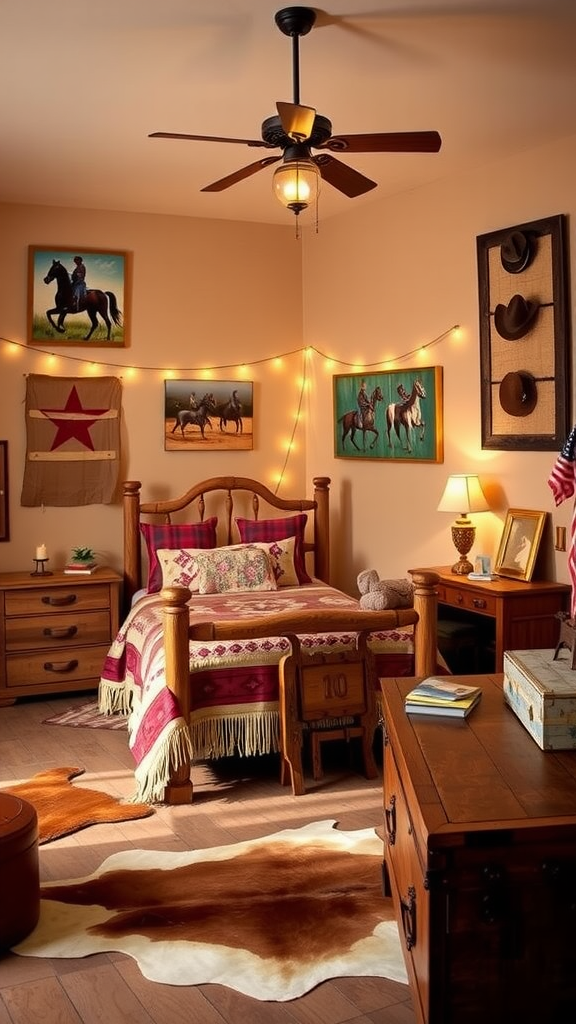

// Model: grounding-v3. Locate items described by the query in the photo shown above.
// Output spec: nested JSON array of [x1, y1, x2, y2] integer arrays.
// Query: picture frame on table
[[333, 366, 443, 462], [494, 508, 547, 582], [28, 246, 129, 347], [164, 379, 254, 451]]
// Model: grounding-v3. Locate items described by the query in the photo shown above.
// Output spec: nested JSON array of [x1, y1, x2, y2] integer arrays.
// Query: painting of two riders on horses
[[333, 366, 443, 462], [28, 246, 128, 346]]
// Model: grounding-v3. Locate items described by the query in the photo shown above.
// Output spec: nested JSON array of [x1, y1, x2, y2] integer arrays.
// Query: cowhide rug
[[13, 818, 407, 1001], [3, 767, 153, 844]]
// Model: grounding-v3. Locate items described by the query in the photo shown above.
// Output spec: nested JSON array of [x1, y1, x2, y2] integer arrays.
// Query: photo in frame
[[164, 379, 253, 451], [494, 508, 547, 582], [0, 441, 8, 541], [333, 366, 443, 462], [28, 246, 129, 347]]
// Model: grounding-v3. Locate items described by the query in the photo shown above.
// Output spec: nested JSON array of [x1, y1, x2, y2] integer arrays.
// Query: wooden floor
[[0, 692, 417, 1024]]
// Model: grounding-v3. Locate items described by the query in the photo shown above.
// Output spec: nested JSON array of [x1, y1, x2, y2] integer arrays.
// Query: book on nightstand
[[405, 677, 482, 718], [63, 561, 98, 575]]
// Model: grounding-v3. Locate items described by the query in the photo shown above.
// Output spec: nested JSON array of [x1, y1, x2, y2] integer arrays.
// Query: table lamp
[[437, 474, 490, 575]]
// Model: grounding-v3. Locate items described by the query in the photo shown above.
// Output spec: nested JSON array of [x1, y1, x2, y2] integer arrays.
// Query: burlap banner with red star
[[21, 374, 122, 506]]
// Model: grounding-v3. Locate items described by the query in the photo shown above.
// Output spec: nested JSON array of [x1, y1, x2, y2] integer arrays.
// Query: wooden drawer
[[383, 737, 430, 1018], [4, 583, 112, 617], [5, 610, 111, 651], [6, 644, 109, 689], [437, 584, 497, 617]]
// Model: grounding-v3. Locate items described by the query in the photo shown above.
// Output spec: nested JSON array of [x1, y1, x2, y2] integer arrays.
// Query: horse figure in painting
[[386, 379, 427, 454], [219, 389, 243, 433], [339, 386, 384, 452], [172, 394, 216, 440], [43, 260, 123, 342]]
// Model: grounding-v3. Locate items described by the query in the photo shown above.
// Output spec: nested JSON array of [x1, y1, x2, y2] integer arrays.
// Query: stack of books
[[63, 560, 98, 575], [405, 677, 482, 718]]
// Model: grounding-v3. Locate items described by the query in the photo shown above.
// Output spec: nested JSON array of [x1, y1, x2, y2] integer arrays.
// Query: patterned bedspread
[[99, 581, 415, 802]]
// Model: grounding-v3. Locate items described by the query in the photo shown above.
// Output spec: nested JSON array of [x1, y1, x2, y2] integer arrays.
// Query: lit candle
[[35, 544, 47, 560]]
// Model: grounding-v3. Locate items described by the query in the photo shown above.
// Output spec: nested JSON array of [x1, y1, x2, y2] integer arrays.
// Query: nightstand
[[428, 565, 570, 672], [0, 567, 122, 705]]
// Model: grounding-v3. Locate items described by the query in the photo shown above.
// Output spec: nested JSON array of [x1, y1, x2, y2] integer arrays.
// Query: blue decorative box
[[503, 648, 576, 750]]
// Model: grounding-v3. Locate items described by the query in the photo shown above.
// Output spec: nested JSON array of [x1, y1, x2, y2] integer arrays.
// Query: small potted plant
[[65, 546, 98, 574]]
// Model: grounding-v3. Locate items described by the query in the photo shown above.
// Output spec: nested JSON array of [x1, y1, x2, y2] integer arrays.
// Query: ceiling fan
[[149, 6, 442, 216]]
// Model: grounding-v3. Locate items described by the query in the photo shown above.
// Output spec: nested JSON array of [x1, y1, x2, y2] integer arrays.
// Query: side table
[[427, 565, 570, 672]]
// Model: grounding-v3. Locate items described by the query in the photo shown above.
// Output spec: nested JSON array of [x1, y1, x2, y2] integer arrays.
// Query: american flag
[[548, 425, 576, 616]]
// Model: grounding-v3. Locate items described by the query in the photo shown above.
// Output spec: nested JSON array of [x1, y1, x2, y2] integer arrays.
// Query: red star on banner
[[40, 386, 109, 451]]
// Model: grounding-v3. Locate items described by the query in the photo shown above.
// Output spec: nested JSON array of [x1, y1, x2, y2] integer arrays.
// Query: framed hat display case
[[476, 214, 570, 450]]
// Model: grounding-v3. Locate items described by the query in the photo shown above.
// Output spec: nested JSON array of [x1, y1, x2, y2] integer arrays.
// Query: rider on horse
[[71, 256, 87, 311], [357, 380, 371, 429]]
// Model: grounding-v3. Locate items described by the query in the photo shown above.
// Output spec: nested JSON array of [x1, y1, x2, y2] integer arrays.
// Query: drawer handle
[[42, 594, 77, 607], [400, 886, 417, 951], [473, 598, 487, 609], [456, 594, 463, 605], [384, 794, 397, 846], [43, 625, 78, 639], [43, 659, 79, 674]]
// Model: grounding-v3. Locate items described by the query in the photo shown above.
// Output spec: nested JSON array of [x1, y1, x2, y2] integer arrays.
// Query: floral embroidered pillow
[[253, 536, 300, 587], [195, 545, 278, 595], [156, 547, 205, 592]]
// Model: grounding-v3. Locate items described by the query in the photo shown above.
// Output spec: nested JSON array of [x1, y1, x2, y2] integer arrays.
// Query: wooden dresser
[[380, 674, 576, 1024], [0, 568, 121, 704]]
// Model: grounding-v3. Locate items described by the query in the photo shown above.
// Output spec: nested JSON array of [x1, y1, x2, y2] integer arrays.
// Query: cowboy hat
[[500, 230, 534, 274], [494, 293, 539, 340], [499, 371, 537, 417]]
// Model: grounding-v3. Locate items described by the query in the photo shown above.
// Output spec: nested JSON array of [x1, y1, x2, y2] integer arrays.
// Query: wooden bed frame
[[121, 475, 439, 804], [123, 475, 331, 608]]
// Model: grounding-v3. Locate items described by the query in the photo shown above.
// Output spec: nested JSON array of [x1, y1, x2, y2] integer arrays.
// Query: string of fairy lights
[[1, 324, 461, 491]]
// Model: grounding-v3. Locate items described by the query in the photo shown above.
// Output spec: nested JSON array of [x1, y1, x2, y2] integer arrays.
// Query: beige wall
[[0, 205, 304, 575], [1, 132, 574, 595], [303, 132, 576, 592]]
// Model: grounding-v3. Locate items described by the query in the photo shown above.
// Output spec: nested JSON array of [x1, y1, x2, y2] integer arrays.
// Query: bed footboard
[[158, 569, 439, 804]]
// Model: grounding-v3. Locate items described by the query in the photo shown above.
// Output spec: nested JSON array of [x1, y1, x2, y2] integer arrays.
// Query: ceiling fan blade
[[314, 154, 377, 198], [149, 131, 270, 149], [320, 131, 442, 154], [201, 156, 281, 192], [276, 101, 316, 143]]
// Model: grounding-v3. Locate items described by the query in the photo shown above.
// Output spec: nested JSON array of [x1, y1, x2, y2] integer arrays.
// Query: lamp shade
[[273, 158, 320, 215], [437, 474, 489, 515]]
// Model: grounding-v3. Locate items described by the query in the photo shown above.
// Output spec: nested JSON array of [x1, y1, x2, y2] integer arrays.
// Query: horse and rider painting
[[164, 379, 253, 451], [333, 367, 443, 462], [28, 246, 128, 346]]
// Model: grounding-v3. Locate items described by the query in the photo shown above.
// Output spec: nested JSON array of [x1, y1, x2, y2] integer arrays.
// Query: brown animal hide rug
[[4, 767, 153, 844], [13, 819, 407, 1000]]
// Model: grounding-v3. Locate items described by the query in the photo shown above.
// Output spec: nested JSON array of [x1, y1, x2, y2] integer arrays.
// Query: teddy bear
[[357, 569, 413, 611]]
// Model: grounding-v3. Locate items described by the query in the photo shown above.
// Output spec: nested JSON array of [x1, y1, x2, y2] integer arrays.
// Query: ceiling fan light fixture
[[273, 157, 320, 215]]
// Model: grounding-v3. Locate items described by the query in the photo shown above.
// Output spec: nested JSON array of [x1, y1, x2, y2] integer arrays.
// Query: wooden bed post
[[409, 568, 439, 677], [123, 480, 142, 610], [161, 586, 193, 804], [313, 476, 330, 583]]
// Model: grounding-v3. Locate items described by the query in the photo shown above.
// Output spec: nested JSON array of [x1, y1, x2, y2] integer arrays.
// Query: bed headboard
[[122, 475, 331, 607]]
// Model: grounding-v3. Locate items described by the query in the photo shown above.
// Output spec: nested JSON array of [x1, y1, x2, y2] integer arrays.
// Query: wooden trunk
[[380, 673, 576, 1024]]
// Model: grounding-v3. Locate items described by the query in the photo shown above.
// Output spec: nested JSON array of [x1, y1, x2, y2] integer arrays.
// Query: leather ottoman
[[0, 793, 40, 949]]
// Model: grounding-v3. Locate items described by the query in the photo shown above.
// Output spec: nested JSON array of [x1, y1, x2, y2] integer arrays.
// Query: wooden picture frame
[[164, 379, 254, 451], [494, 508, 547, 582], [28, 246, 129, 347], [333, 366, 443, 462], [476, 214, 570, 451], [0, 441, 8, 541]]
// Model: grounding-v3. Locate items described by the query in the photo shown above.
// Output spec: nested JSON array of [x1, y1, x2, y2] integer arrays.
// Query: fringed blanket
[[99, 583, 415, 802]]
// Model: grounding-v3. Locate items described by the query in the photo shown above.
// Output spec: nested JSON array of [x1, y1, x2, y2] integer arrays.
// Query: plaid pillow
[[140, 518, 217, 592], [235, 513, 311, 584]]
